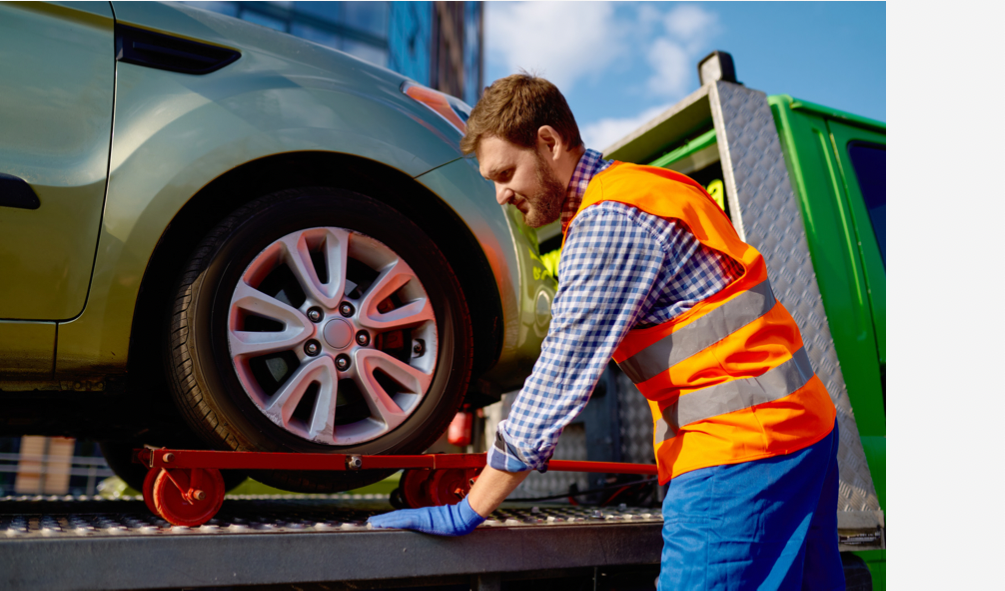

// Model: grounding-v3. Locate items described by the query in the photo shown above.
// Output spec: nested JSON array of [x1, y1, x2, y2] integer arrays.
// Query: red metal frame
[[134, 448, 658, 475], [132, 448, 658, 527]]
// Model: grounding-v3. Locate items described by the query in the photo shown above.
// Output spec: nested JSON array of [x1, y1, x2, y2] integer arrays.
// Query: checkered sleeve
[[486, 204, 670, 472]]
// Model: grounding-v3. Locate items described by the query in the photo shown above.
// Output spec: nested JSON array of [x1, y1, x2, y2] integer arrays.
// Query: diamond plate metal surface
[[0, 494, 881, 553], [0, 495, 661, 539], [510, 423, 590, 500], [710, 81, 882, 519]]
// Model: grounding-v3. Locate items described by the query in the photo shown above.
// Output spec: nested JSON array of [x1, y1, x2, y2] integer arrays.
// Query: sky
[[484, 2, 886, 150]]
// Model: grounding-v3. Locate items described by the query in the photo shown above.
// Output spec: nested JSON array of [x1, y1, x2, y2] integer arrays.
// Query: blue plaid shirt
[[487, 149, 745, 473]]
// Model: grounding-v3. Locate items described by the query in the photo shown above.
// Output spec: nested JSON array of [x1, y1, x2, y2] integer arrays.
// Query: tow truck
[[0, 52, 884, 591]]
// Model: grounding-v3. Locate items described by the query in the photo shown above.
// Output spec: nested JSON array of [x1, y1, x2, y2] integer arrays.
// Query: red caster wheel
[[398, 468, 435, 508], [152, 467, 225, 526], [427, 468, 481, 506], [397, 467, 482, 508], [142, 468, 162, 517]]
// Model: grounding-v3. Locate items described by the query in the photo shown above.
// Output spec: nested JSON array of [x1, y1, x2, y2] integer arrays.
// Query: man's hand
[[367, 497, 485, 536], [367, 467, 531, 536]]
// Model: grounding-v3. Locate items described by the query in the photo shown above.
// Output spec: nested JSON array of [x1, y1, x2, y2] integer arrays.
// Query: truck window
[[847, 142, 886, 265]]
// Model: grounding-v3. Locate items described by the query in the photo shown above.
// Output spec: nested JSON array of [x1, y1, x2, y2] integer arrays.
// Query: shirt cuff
[[486, 426, 546, 473]]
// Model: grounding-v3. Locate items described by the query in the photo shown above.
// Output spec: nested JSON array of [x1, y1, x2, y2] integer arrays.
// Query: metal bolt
[[346, 455, 363, 470], [192, 490, 206, 501], [412, 339, 425, 357], [304, 340, 321, 356], [355, 330, 370, 346], [162, 453, 174, 464], [339, 302, 355, 317], [335, 354, 351, 371], [307, 307, 323, 323]]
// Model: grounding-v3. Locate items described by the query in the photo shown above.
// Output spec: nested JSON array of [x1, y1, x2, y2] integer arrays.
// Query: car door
[[0, 1, 114, 323]]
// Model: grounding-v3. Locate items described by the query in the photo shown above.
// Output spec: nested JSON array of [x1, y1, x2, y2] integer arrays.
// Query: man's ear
[[537, 125, 566, 161]]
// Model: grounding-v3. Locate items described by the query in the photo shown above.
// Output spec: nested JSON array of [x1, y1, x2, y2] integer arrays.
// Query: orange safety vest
[[563, 162, 836, 485]]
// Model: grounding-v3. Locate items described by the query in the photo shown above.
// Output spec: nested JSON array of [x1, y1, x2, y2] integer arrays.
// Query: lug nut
[[339, 302, 355, 317], [304, 340, 321, 356], [307, 307, 323, 323], [412, 339, 426, 357], [192, 490, 206, 501], [335, 354, 351, 371], [355, 330, 370, 346]]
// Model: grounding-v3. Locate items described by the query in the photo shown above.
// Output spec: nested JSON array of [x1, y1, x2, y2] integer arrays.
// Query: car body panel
[[415, 158, 557, 391], [108, 0, 464, 170], [50, 2, 537, 385], [0, 2, 114, 321], [0, 321, 56, 381]]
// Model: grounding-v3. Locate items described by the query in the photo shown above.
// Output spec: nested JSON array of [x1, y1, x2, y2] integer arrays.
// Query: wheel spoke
[[228, 225, 442, 447], [358, 259, 434, 330], [263, 356, 338, 441], [306, 360, 341, 444], [353, 349, 432, 429], [280, 228, 350, 309], [229, 282, 313, 357]]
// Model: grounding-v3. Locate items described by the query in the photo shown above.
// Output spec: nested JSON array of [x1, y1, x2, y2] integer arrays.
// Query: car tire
[[165, 187, 473, 493]]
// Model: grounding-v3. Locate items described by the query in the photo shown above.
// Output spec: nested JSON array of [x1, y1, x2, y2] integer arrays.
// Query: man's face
[[476, 136, 566, 228]]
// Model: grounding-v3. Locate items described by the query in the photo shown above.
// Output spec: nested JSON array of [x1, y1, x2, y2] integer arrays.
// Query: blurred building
[[184, 1, 484, 105]]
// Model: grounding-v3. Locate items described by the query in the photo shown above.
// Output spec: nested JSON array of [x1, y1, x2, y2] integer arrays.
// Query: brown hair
[[460, 73, 583, 155]]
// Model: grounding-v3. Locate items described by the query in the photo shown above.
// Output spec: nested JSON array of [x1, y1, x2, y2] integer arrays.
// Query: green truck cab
[[767, 96, 885, 588], [768, 95, 886, 506]]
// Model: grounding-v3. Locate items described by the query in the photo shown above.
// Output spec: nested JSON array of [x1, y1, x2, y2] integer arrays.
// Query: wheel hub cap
[[322, 318, 353, 349]]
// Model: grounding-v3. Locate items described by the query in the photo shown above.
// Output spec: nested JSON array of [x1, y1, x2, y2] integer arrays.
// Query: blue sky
[[485, 2, 886, 150]]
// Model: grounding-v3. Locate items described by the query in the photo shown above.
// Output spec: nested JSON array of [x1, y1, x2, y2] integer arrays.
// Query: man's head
[[462, 74, 585, 228]]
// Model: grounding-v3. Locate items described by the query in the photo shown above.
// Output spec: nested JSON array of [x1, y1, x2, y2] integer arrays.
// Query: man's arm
[[368, 204, 670, 534], [466, 466, 531, 517]]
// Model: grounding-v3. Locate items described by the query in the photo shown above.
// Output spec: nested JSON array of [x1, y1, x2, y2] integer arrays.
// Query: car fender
[[56, 48, 513, 378], [416, 158, 558, 392]]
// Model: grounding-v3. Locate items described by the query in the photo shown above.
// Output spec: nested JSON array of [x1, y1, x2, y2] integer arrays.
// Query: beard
[[518, 153, 567, 228]]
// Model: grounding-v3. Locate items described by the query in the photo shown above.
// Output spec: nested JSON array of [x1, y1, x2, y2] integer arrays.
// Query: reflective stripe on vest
[[652, 347, 815, 441], [619, 280, 776, 385]]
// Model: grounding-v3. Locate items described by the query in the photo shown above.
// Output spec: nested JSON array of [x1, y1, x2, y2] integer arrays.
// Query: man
[[369, 74, 845, 590]]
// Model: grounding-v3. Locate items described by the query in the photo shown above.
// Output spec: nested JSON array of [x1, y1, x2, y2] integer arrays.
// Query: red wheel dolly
[[133, 448, 658, 526]]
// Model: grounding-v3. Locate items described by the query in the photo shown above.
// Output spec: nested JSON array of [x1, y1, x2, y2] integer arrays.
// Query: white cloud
[[636, 3, 664, 37], [644, 4, 720, 98], [645, 38, 691, 98], [581, 104, 672, 152], [665, 4, 720, 51], [486, 2, 626, 91]]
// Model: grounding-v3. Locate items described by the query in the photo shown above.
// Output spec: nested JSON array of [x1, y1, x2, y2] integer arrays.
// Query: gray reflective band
[[654, 347, 815, 442], [620, 280, 776, 385]]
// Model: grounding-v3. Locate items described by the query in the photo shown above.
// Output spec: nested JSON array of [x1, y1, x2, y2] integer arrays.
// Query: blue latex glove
[[367, 497, 485, 536]]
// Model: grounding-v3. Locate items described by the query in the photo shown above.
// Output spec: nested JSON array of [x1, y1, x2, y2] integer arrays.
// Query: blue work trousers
[[658, 422, 844, 590]]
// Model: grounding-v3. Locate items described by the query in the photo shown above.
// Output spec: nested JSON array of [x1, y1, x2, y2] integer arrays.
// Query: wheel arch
[[127, 151, 504, 415]]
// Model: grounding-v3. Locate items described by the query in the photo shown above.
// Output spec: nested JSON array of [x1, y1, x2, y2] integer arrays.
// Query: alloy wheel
[[226, 227, 438, 446]]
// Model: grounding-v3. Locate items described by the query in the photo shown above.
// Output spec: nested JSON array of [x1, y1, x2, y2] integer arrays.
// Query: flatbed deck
[[0, 494, 664, 590]]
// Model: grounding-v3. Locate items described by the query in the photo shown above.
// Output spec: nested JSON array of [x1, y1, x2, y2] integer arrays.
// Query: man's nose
[[495, 185, 513, 206]]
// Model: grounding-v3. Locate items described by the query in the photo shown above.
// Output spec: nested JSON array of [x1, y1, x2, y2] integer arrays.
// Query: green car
[[0, 1, 556, 492]]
